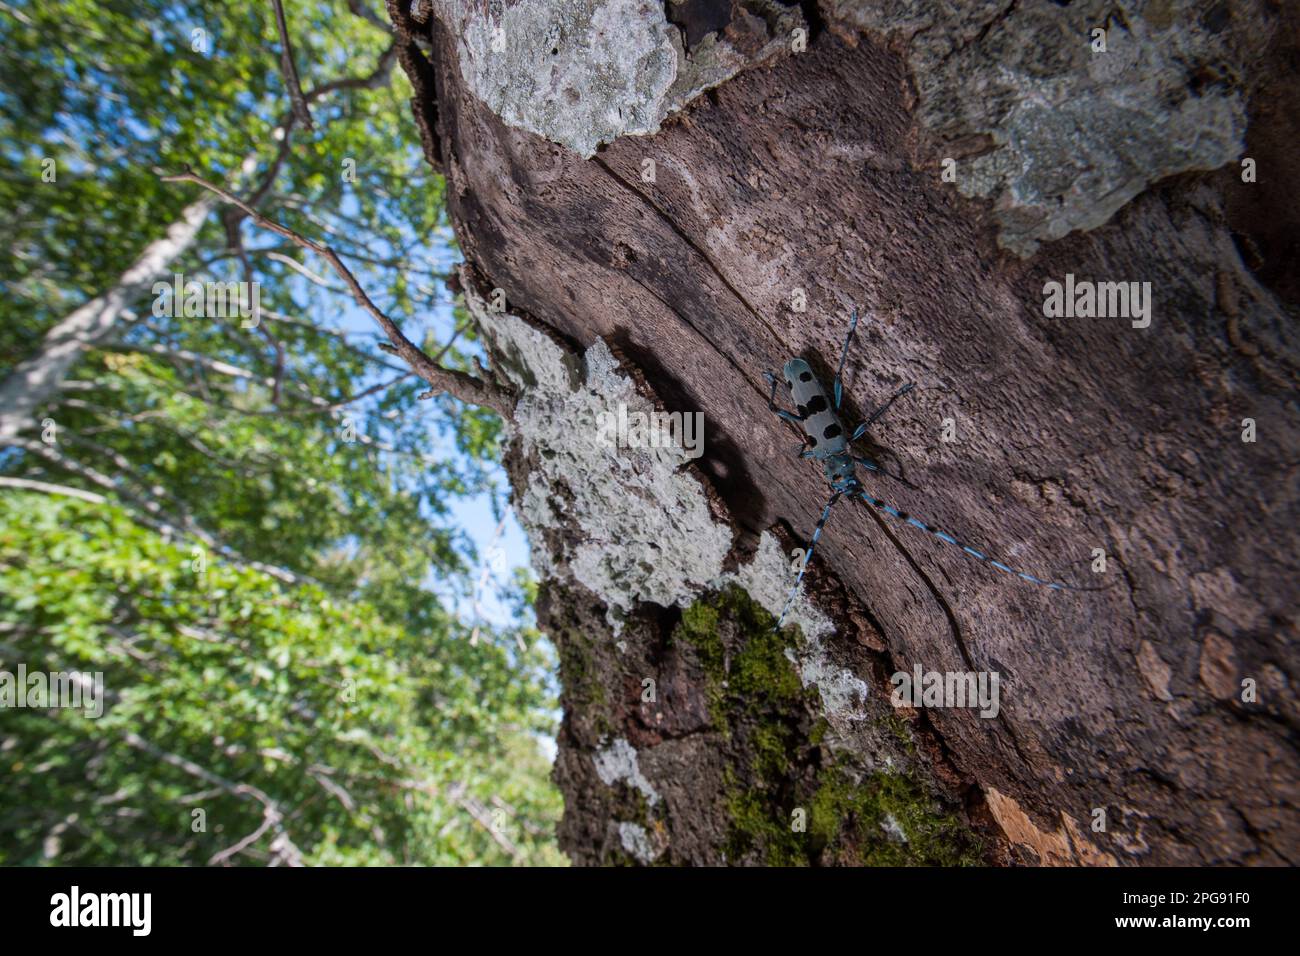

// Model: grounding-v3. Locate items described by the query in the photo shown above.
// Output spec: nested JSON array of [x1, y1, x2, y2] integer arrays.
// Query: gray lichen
[[450, 0, 804, 157], [880, 811, 908, 844], [593, 736, 661, 806], [823, 0, 1265, 254], [616, 821, 660, 862], [463, 269, 733, 632], [462, 270, 872, 731]]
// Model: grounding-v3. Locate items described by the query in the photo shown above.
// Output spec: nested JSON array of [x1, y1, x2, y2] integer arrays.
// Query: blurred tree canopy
[[0, 0, 562, 865]]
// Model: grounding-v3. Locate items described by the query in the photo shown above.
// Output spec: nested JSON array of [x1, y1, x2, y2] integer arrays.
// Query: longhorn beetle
[[765, 309, 1094, 630]]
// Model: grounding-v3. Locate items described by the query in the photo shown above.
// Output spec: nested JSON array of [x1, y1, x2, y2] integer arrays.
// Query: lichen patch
[[593, 736, 662, 806], [452, 0, 804, 157], [824, 0, 1263, 254], [465, 272, 869, 730]]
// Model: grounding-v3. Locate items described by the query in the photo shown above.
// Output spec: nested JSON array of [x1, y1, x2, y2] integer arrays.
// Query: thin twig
[[271, 0, 314, 130], [120, 731, 303, 867], [159, 168, 515, 418], [0, 476, 106, 503]]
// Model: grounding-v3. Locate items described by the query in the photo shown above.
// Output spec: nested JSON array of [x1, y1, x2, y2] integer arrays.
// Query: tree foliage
[[1, 493, 562, 865], [0, 0, 560, 864]]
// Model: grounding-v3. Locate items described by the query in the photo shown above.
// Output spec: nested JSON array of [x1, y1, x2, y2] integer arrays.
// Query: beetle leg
[[832, 309, 859, 409], [850, 383, 915, 439], [764, 369, 807, 425]]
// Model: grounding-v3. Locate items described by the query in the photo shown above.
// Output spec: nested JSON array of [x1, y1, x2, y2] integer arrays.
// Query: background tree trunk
[[391, 1, 1298, 865], [0, 197, 214, 441]]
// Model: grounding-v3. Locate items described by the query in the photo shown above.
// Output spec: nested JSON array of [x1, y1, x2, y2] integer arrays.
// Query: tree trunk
[[393, 1, 1299, 865], [0, 197, 215, 441]]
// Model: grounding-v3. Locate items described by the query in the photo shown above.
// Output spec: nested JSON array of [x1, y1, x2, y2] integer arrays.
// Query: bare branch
[[121, 731, 303, 867], [271, 0, 314, 130], [0, 476, 106, 504], [265, 251, 338, 289], [303, 41, 399, 101], [160, 169, 516, 418], [457, 792, 522, 862], [209, 812, 278, 867], [232, 41, 398, 245]]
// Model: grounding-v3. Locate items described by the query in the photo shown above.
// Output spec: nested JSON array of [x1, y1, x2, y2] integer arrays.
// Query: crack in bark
[[592, 156, 785, 354], [856, 499, 1036, 772], [619, 267, 761, 404], [598, 142, 1038, 811]]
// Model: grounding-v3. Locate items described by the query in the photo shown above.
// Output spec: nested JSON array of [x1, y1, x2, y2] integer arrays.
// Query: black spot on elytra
[[807, 435, 818, 448], [823, 423, 842, 440], [806, 395, 828, 414], [799, 371, 813, 382], [796, 404, 809, 417]]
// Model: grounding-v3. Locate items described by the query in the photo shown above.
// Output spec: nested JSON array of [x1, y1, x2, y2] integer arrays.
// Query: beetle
[[764, 309, 1093, 630]]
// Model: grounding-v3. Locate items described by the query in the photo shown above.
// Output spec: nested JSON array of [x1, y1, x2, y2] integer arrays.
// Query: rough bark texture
[[393, 1, 1299, 865]]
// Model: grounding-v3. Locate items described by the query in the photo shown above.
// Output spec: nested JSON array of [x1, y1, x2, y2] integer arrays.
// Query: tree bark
[[396, 1, 1299, 865]]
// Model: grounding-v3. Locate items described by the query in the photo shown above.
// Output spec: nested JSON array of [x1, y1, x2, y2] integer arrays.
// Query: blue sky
[[318, 211, 533, 632]]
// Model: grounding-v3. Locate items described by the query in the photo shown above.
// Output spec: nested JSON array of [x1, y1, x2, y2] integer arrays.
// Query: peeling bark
[[395, 1, 1299, 865]]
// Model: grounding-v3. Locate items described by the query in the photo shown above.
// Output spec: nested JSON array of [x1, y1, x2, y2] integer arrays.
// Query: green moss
[[556, 628, 611, 736], [749, 723, 790, 779], [810, 763, 983, 866], [809, 717, 829, 746], [731, 626, 803, 703], [876, 711, 916, 756], [674, 586, 982, 867], [677, 598, 729, 731], [678, 599, 724, 674], [675, 585, 807, 731], [557, 628, 591, 689], [675, 587, 817, 864], [724, 783, 808, 866]]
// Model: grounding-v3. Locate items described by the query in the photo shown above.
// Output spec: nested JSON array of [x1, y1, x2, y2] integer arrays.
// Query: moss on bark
[[674, 585, 982, 865]]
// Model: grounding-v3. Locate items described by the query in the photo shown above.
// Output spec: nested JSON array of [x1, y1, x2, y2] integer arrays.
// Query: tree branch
[[0, 196, 215, 440], [160, 168, 516, 418], [0, 476, 106, 504], [121, 731, 303, 867], [271, 0, 314, 130], [0, 39, 400, 440]]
